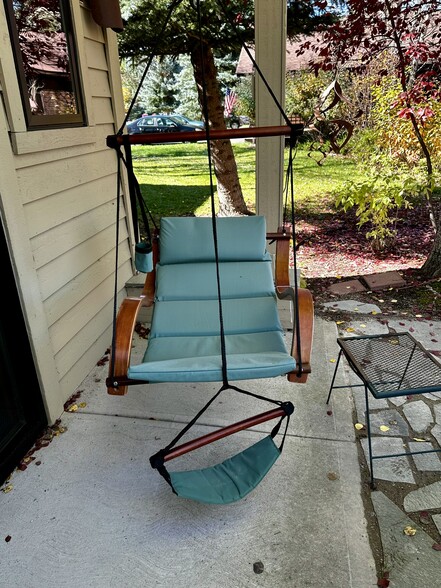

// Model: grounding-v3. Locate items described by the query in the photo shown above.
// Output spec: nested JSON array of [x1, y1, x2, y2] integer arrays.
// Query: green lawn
[[131, 141, 365, 224]]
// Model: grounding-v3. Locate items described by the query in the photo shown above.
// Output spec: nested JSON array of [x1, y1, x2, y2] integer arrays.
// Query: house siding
[[0, 2, 133, 420]]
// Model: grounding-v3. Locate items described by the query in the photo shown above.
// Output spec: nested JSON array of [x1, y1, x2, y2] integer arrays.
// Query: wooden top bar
[[107, 124, 303, 148]]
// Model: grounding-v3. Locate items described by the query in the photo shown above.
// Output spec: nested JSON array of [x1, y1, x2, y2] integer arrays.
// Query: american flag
[[224, 87, 238, 117]]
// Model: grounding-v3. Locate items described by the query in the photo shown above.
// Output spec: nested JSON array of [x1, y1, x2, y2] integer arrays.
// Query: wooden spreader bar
[[163, 403, 293, 462], [107, 124, 303, 148]]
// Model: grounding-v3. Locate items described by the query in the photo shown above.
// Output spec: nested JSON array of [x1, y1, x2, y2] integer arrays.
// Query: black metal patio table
[[327, 332, 441, 487]]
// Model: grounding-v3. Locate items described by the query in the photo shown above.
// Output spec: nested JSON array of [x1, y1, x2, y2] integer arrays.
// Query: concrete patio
[[0, 316, 380, 587]]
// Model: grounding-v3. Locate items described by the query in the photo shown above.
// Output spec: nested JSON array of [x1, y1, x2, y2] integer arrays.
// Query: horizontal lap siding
[[17, 7, 132, 394]]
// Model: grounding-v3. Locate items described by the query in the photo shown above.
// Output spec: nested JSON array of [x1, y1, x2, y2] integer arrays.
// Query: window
[[4, 0, 85, 128]]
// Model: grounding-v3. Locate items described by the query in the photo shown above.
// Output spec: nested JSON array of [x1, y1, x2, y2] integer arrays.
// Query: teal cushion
[[149, 297, 282, 338], [155, 260, 275, 301], [144, 331, 289, 361], [169, 435, 280, 504], [127, 331, 295, 382], [159, 216, 268, 264]]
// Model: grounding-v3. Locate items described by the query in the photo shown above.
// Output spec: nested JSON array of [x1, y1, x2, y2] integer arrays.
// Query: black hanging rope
[[109, 1, 303, 467], [216, 0, 292, 128], [117, 0, 186, 135], [109, 147, 124, 380], [195, 1, 230, 388], [284, 130, 303, 375], [150, 0, 297, 471]]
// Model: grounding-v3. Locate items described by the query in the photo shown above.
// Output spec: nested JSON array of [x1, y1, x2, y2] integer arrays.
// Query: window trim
[[4, 0, 86, 129]]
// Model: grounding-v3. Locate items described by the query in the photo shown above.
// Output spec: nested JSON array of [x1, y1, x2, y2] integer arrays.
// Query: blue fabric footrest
[[169, 435, 281, 504]]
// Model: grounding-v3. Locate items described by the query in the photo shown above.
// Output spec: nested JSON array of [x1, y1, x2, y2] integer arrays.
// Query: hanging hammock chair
[[105, 0, 314, 503]]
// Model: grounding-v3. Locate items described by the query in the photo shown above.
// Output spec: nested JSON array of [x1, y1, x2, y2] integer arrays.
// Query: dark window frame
[[4, 0, 86, 129]]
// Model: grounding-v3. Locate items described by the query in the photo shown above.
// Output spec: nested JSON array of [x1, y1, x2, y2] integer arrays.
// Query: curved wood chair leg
[[288, 288, 314, 383]]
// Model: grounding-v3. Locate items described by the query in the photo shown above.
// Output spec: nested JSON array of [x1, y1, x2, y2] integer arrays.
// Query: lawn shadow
[[138, 182, 213, 222]]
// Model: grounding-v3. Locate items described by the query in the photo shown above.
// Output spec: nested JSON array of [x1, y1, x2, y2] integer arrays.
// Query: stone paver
[[408, 442, 441, 471], [387, 318, 441, 353], [402, 400, 434, 434], [323, 291, 441, 586], [433, 514, 441, 535], [389, 396, 408, 407], [371, 491, 441, 587], [362, 270, 406, 290], [360, 437, 415, 483], [403, 481, 441, 512], [322, 300, 382, 314], [368, 409, 409, 437], [432, 424, 441, 446], [327, 279, 367, 295]]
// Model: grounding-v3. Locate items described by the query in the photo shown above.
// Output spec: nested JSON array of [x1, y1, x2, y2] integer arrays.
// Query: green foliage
[[370, 75, 441, 170], [235, 76, 254, 121], [334, 170, 413, 250], [174, 56, 200, 118], [285, 70, 332, 124], [142, 56, 180, 113], [338, 69, 441, 250]]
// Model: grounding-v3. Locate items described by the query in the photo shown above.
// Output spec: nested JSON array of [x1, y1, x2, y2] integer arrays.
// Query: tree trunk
[[190, 43, 251, 216], [421, 215, 441, 278]]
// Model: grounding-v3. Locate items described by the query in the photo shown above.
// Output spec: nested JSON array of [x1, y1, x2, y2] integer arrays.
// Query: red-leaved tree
[[302, 0, 441, 277]]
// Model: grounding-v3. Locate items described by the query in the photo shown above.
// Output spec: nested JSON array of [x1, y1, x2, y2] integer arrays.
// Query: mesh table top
[[337, 332, 441, 399]]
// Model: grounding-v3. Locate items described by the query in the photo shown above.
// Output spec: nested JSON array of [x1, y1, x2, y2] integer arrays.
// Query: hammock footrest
[[169, 435, 281, 504]]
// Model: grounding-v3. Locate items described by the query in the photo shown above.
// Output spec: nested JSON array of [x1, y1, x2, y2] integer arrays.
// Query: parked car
[[170, 113, 205, 129], [126, 115, 204, 135]]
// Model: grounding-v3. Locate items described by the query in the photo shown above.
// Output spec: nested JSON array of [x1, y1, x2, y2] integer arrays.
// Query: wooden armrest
[[107, 233, 159, 395], [268, 229, 291, 290], [107, 297, 145, 395]]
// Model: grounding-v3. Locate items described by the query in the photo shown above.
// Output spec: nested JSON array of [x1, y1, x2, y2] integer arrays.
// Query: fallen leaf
[[329, 358, 337, 363], [336, 320, 345, 325], [67, 404, 78, 412], [360, 324, 366, 328], [1, 485, 13, 493], [419, 511, 431, 525], [379, 425, 390, 432], [346, 327, 355, 332], [377, 578, 390, 587], [78, 402, 87, 408], [371, 311, 378, 315], [327, 472, 339, 480], [355, 423, 365, 430], [403, 526, 416, 536], [432, 543, 441, 551], [413, 438, 426, 442]]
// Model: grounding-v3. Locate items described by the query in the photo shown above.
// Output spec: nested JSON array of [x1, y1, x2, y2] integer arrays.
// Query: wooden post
[[255, 0, 287, 232]]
